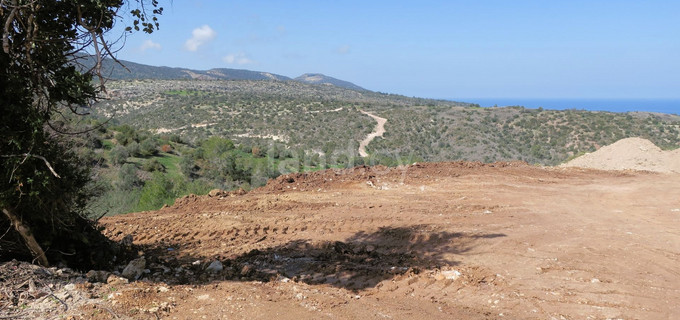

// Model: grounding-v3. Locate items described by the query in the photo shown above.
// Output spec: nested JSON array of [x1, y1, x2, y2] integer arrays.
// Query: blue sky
[[113, 1, 680, 100]]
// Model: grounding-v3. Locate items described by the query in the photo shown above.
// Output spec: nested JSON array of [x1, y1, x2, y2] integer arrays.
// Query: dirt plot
[[4, 162, 680, 319]]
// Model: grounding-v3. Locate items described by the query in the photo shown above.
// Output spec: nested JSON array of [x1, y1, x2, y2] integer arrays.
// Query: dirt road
[[358, 110, 387, 157], [77, 163, 680, 319]]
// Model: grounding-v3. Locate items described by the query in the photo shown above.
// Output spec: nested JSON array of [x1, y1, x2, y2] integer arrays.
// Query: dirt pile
[[562, 137, 680, 173]]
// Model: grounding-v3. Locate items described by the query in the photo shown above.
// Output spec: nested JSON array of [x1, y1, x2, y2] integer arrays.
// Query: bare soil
[[562, 137, 680, 173], [4, 162, 680, 319], [358, 110, 387, 157]]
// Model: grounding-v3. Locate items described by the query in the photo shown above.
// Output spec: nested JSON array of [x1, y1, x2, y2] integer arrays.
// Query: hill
[[86, 57, 291, 81], [78, 56, 363, 89], [295, 73, 366, 91], [92, 79, 680, 166]]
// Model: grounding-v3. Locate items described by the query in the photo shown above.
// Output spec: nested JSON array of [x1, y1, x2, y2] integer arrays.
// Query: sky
[[112, 1, 680, 100]]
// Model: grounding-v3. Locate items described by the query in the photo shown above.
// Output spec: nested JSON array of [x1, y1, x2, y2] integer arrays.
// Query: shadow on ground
[[140, 225, 505, 291]]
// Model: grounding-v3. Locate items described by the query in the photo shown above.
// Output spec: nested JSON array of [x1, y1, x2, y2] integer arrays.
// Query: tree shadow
[[139, 226, 505, 291]]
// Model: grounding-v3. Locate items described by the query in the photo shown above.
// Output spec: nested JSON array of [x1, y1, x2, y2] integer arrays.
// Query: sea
[[453, 98, 680, 115]]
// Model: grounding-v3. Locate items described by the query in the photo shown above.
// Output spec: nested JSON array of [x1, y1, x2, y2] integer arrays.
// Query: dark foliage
[[0, 0, 161, 269]]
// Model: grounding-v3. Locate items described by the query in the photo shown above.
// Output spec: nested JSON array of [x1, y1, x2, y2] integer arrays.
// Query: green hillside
[[93, 79, 680, 166]]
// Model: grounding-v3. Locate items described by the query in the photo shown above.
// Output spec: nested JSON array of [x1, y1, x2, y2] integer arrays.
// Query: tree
[[1, 0, 162, 269]]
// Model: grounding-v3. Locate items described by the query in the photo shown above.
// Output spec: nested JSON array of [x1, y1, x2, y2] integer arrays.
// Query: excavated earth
[[3, 161, 680, 319]]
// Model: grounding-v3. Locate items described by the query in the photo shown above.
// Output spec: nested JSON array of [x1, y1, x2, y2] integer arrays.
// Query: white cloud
[[223, 53, 255, 65], [184, 25, 217, 52], [336, 45, 351, 55], [139, 39, 161, 51], [222, 53, 255, 65]]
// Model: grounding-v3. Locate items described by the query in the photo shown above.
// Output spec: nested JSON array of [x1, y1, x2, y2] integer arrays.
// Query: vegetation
[[0, 0, 161, 269], [93, 80, 680, 167], [79, 123, 412, 218]]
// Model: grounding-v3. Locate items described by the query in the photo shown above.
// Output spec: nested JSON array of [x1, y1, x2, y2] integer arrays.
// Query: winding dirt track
[[96, 162, 680, 319], [358, 110, 387, 157]]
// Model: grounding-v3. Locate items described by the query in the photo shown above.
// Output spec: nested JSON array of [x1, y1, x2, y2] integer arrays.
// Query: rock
[[121, 257, 146, 280], [157, 286, 169, 293], [86, 270, 111, 283], [206, 260, 223, 273], [240, 264, 253, 276], [107, 275, 129, 285], [441, 270, 462, 280], [208, 189, 224, 197], [121, 235, 134, 247]]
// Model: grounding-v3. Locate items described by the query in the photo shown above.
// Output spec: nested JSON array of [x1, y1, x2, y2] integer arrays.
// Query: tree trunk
[[1, 207, 49, 267]]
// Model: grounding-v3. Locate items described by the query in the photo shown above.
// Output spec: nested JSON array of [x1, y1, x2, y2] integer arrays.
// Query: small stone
[[208, 189, 224, 197], [121, 235, 134, 247], [206, 260, 223, 273], [86, 270, 111, 283], [157, 286, 169, 293], [106, 275, 129, 285], [63, 283, 76, 291], [192, 260, 202, 266], [441, 270, 462, 280], [197, 294, 210, 300], [590, 278, 601, 283], [121, 257, 146, 280], [241, 264, 253, 276]]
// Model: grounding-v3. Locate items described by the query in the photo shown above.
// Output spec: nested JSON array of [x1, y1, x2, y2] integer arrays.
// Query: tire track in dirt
[[97, 163, 680, 319]]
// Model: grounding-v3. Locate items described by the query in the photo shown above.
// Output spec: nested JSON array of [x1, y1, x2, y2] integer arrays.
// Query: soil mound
[[561, 137, 680, 173]]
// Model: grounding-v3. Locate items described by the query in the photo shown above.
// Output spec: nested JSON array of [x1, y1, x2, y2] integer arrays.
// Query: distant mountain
[[82, 57, 291, 81], [76, 56, 364, 90], [295, 73, 366, 91]]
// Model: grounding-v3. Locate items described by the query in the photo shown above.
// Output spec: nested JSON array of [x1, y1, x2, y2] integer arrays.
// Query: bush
[[142, 158, 165, 172], [136, 173, 176, 212], [200, 137, 235, 159], [140, 138, 158, 157], [126, 141, 141, 157], [118, 164, 142, 190], [110, 145, 129, 166], [180, 155, 197, 177]]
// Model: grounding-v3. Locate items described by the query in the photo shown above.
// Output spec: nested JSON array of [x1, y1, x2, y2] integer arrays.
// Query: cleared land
[[4, 139, 680, 319], [53, 163, 680, 319]]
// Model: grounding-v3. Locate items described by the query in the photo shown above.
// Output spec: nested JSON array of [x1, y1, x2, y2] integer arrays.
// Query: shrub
[[143, 159, 165, 172], [110, 145, 129, 166], [136, 173, 175, 212], [118, 164, 142, 190], [140, 138, 159, 157]]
